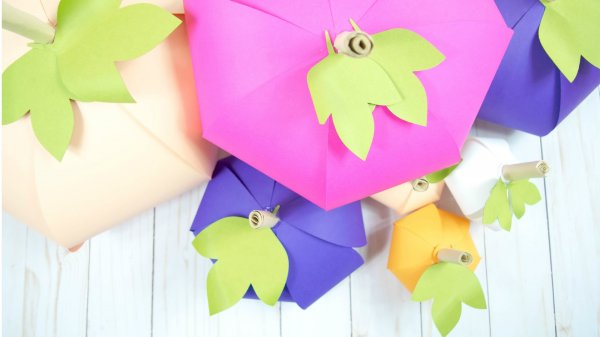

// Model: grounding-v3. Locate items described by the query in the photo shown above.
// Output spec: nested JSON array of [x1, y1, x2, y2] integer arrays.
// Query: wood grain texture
[[3, 90, 599, 337]]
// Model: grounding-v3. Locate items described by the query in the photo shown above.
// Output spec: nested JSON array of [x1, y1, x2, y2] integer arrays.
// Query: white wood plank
[[542, 89, 600, 337], [351, 199, 422, 337], [474, 121, 556, 337], [281, 279, 351, 337], [86, 211, 154, 337], [2, 214, 28, 337], [5, 216, 90, 337], [152, 187, 281, 337]]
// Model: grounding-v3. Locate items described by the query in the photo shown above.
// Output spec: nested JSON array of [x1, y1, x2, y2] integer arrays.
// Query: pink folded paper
[[184, 0, 512, 209], [371, 181, 444, 216], [2, 0, 216, 248]]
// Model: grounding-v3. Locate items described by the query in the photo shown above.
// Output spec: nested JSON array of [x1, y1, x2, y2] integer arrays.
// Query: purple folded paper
[[191, 157, 366, 309], [478, 0, 600, 136]]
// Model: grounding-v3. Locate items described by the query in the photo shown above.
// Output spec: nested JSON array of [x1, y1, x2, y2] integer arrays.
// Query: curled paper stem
[[334, 31, 374, 58], [502, 161, 550, 181], [437, 248, 473, 266], [411, 178, 430, 192], [2, 1, 54, 43], [249, 210, 280, 229]]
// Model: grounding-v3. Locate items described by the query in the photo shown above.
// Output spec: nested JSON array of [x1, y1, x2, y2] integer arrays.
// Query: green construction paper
[[482, 178, 542, 231], [412, 263, 486, 337], [509, 180, 542, 219], [539, 0, 600, 82], [307, 23, 444, 160], [192, 216, 289, 315], [2, 0, 180, 160], [425, 161, 461, 183], [482, 178, 512, 230], [369, 29, 445, 126]]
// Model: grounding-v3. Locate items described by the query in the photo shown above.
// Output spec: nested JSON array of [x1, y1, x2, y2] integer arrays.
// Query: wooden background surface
[[3, 89, 599, 337]]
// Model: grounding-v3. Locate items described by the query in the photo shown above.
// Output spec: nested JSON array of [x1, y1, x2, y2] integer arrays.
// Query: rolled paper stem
[[411, 178, 430, 192], [2, 1, 54, 43], [437, 248, 473, 266], [248, 210, 280, 229], [502, 160, 550, 181], [334, 31, 373, 58]]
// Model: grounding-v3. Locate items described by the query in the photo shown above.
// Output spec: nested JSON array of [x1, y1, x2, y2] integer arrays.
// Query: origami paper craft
[[307, 20, 444, 159], [478, 0, 600, 136], [191, 157, 366, 313], [184, 0, 512, 209], [444, 138, 545, 230], [2, 0, 217, 248], [3, 0, 180, 160], [41, 0, 184, 15], [371, 179, 444, 216], [388, 205, 486, 337]]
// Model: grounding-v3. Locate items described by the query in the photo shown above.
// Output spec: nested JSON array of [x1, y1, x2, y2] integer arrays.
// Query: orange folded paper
[[2, 0, 217, 248], [388, 205, 480, 291], [371, 181, 445, 216]]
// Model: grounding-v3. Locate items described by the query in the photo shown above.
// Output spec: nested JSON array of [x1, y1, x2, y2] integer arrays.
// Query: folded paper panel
[[371, 181, 445, 216], [185, 0, 512, 210], [41, 0, 184, 16], [3, 0, 217, 248]]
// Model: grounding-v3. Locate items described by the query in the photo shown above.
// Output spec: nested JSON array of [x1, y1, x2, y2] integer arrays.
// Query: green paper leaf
[[370, 29, 445, 126], [307, 27, 443, 160], [425, 161, 461, 183], [2, 0, 180, 159], [307, 51, 402, 159], [2, 47, 73, 160], [192, 217, 289, 315], [55, 4, 181, 102], [508, 180, 542, 219], [539, 0, 600, 82], [482, 179, 512, 231], [412, 263, 486, 337]]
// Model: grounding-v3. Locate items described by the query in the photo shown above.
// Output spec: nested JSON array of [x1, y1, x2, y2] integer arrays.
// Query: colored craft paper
[[2, 0, 217, 249], [193, 216, 289, 314], [308, 21, 443, 159], [2, 0, 180, 160], [412, 263, 487, 337], [444, 138, 517, 220], [538, 0, 600, 82], [388, 205, 485, 337], [371, 181, 444, 216], [478, 0, 600, 136], [483, 178, 542, 231], [191, 157, 366, 310], [426, 162, 461, 184], [184, 0, 512, 209], [42, 0, 185, 15]]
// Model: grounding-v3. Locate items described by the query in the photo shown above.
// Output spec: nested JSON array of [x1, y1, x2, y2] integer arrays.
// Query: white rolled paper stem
[[502, 160, 550, 181], [2, 1, 54, 43], [411, 178, 430, 192], [248, 210, 280, 229], [334, 31, 374, 58], [437, 248, 473, 266]]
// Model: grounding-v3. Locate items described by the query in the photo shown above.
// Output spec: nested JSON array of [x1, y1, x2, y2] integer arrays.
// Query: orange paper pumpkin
[[371, 181, 445, 216], [388, 205, 480, 291]]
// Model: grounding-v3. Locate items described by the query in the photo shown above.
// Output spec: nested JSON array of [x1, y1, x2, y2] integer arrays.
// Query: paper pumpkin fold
[[184, 0, 512, 210], [2, 0, 217, 248], [478, 0, 600, 136], [443, 137, 542, 230], [388, 205, 486, 336], [371, 181, 444, 216], [191, 157, 366, 311]]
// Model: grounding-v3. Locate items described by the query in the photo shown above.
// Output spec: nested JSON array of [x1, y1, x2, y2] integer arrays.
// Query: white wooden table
[[3, 89, 599, 337]]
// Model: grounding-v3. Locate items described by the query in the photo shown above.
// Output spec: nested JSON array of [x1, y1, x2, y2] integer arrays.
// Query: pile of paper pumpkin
[[2, 0, 598, 335]]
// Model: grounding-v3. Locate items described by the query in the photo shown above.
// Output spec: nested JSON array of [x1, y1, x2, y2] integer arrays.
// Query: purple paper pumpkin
[[191, 157, 366, 309], [478, 0, 600, 136]]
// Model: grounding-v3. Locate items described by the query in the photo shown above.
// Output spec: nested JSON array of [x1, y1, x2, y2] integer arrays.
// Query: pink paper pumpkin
[[184, 0, 512, 210]]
